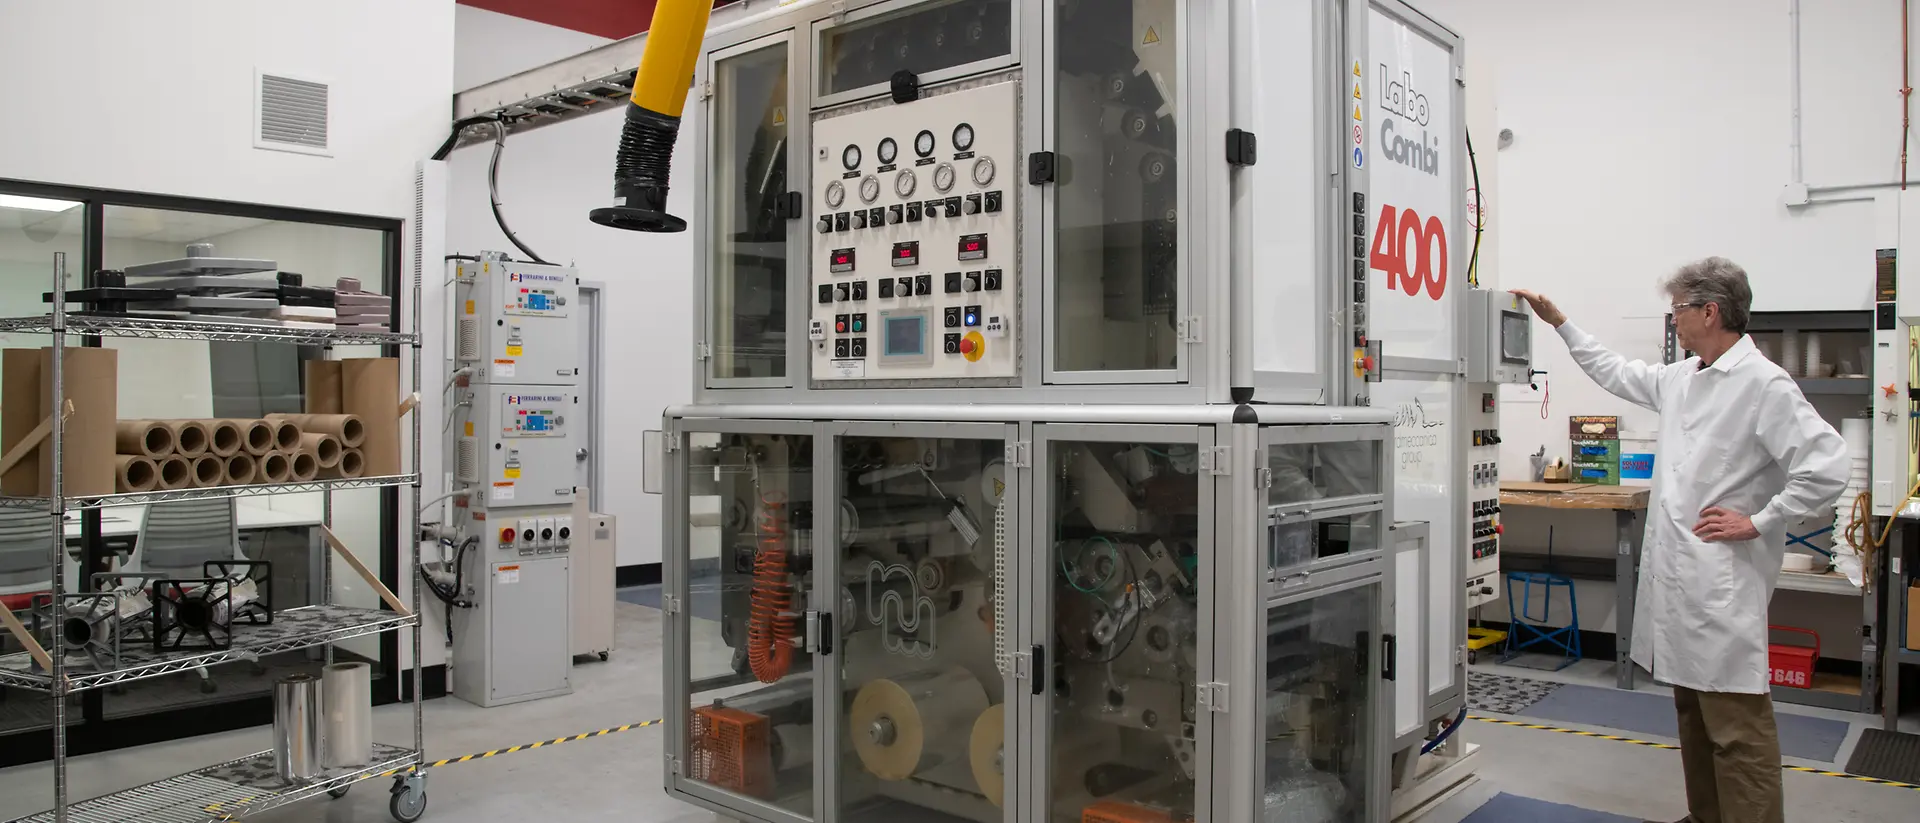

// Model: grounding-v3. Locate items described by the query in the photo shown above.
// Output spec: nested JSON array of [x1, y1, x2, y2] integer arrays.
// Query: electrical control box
[[1467, 290, 1533, 384], [466, 386, 577, 508], [809, 78, 1020, 384], [453, 258, 579, 386]]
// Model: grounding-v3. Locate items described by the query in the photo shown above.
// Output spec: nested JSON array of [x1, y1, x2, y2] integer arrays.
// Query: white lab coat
[[1557, 323, 1848, 694]]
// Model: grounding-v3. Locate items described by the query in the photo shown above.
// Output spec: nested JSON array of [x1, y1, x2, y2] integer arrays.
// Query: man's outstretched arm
[[1513, 289, 1668, 412]]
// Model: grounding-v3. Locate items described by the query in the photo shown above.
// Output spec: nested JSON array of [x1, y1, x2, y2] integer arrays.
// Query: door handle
[[1382, 633, 1397, 681], [1030, 645, 1045, 695], [576, 448, 589, 460], [819, 612, 834, 656]]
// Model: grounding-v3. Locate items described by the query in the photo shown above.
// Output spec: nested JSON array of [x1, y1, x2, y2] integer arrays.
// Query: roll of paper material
[[224, 452, 257, 486], [969, 704, 1005, 807], [112, 455, 158, 493], [321, 662, 373, 768], [256, 452, 292, 484], [771, 723, 815, 772], [156, 455, 192, 491], [1804, 332, 1823, 377], [1842, 418, 1871, 457], [267, 413, 365, 448], [42, 347, 118, 497], [269, 418, 302, 452], [114, 420, 174, 458], [1781, 331, 1802, 378], [162, 420, 210, 458], [201, 419, 244, 458], [274, 673, 325, 783], [848, 668, 988, 782], [342, 359, 401, 476], [300, 433, 342, 468], [320, 448, 366, 479], [190, 454, 225, 488], [1, 350, 43, 495], [215, 418, 274, 456], [305, 360, 344, 415], [289, 450, 319, 483]]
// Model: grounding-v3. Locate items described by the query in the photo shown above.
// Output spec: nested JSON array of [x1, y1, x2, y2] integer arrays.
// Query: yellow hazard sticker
[[506, 345, 524, 356], [1141, 26, 1160, 45], [505, 468, 521, 479], [464, 421, 474, 437], [465, 300, 475, 315]]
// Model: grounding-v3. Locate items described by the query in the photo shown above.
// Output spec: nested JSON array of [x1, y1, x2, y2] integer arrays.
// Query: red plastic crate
[[1768, 625, 1819, 689]]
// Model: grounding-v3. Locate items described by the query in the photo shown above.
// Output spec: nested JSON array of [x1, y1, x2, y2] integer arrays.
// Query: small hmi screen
[[1500, 311, 1530, 363], [886, 315, 924, 356]]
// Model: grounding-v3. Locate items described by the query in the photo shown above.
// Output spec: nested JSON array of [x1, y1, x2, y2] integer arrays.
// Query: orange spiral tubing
[[747, 493, 795, 683]]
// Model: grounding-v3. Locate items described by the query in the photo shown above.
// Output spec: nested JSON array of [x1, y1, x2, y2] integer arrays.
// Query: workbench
[[1498, 482, 1649, 689]]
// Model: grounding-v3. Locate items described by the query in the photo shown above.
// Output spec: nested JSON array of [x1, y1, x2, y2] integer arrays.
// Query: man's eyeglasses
[[1670, 302, 1704, 313]]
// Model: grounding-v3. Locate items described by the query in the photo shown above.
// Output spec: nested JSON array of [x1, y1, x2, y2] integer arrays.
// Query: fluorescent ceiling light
[[0, 194, 81, 213]]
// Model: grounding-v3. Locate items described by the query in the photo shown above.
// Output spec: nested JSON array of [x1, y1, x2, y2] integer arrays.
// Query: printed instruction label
[[505, 344, 524, 356], [491, 481, 515, 502], [492, 359, 516, 378], [497, 565, 520, 585], [829, 359, 866, 379]]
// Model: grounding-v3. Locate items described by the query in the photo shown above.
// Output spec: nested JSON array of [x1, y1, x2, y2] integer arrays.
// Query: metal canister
[[273, 673, 324, 783]]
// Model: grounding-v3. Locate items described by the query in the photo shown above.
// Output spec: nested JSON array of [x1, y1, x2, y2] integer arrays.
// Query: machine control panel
[[810, 79, 1018, 382], [1468, 290, 1534, 384], [1466, 392, 1503, 609], [453, 259, 578, 386]]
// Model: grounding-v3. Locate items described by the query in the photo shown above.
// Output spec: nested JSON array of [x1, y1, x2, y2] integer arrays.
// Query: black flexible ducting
[[590, 106, 688, 232], [1421, 705, 1469, 755], [488, 120, 552, 265]]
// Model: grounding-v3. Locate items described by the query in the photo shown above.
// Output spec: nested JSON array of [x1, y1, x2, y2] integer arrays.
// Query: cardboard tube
[[156, 455, 192, 490], [113, 455, 158, 493], [43, 347, 119, 497], [220, 418, 274, 456], [115, 420, 174, 459], [300, 433, 341, 468], [165, 420, 210, 458], [267, 414, 364, 448], [341, 358, 400, 476], [201, 419, 243, 457], [321, 448, 365, 479], [1, 349, 43, 495], [190, 454, 224, 488], [270, 418, 302, 451], [256, 451, 292, 484], [305, 360, 343, 414], [289, 450, 319, 482], [224, 452, 257, 486]]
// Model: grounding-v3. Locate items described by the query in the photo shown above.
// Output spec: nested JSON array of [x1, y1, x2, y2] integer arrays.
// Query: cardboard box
[[1570, 461, 1620, 486], [1569, 415, 1619, 439], [1907, 580, 1919, 653], [1571, 439, 1621, 463], [2, 347, 118, 497]]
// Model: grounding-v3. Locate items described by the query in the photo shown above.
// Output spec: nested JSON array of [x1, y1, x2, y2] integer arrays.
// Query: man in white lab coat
[[1513, 257, 1848, 823]]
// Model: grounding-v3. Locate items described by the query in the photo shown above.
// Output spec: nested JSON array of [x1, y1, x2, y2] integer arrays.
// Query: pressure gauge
[[877, 137, 899, 165], [972, 156, 996, 187], [915, 129, 936, 157], [895, 169, 918, 198], [952, 123, 975, 152], [933, 162, 956, 193], [842, 144, 862, 170], [825, 180, 846, 209], [859, 175, 882, 204]]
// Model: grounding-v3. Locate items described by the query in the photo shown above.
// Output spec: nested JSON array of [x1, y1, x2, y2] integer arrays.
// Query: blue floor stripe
[[1461, 792, 1637, 823], [1521, 683, 1850, 763]]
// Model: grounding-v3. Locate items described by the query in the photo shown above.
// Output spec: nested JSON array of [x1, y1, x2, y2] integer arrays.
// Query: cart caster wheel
[[199, 680, 218, 694], [328, 786, 351, 799], [389, 786, 427, 822], [598, 651, 609, 661], [1468, 650, 1479, 665]]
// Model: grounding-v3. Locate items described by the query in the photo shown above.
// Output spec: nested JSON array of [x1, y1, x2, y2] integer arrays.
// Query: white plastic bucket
[[1619, 431, 1657, 487]]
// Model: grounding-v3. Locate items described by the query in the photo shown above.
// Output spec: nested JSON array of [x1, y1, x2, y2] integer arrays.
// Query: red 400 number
[[1370, 205, 1448, 301]]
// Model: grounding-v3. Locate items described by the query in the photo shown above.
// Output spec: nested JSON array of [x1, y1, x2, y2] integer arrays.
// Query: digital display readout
[[957, 233, 987, 261], [891, 241, 919, 267], [830, 248, 856, 273]]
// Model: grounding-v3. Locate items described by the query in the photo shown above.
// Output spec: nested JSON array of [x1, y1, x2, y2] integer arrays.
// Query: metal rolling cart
[[0, 253, 430, 823]]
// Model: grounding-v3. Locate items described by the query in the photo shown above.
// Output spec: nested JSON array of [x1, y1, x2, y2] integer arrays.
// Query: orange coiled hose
[[746, 493, 795, 683]]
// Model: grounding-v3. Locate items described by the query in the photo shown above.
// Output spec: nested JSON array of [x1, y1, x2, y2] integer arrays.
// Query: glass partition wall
[[0, 179, 404, 765]]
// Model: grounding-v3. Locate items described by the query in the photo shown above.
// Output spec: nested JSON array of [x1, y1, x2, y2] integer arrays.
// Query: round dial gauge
[[952, 123, 975, 152], [932, 163, 956, 193], [877, 137, 899, 165], [841, 144, 862, 170], [894, 169, 918, 198], [972, 156, 996, 187], [859, 175, 882, 204], [914, 129, 936, 157], [825, 180, 846, 209]]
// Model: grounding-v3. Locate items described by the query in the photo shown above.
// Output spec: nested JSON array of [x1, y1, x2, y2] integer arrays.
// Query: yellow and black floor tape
[[376, 718, 665, 776], [1469, 715, 1920, 792]]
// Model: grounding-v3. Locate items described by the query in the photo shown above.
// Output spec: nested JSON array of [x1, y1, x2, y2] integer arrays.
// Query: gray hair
[[1663, 256, 1752, 334]]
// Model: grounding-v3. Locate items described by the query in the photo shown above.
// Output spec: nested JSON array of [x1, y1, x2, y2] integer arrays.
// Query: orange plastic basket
[[690, 705, 772, 798], [1082, 801, 1189, 823]]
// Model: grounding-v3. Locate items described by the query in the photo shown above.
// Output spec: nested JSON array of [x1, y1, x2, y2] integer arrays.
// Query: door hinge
[[1011, 649, 1032, 680], [662, 594, 683, 615], [667, 755, 683, 777], [1225, 128, 1258, 167], [695, 341, 712, 361], [1199, 447, 1230, 476], [698, 81, 714, 101], [1028, 151, 1058, 185], [1454, 66, 1466, 85], [1005, 440, 1032, 468], [1178, 316, 1203, 343], [1255, 467, 1273, 489], [1455, 646, 1464, 665], [1197, 682, 1229, 713]]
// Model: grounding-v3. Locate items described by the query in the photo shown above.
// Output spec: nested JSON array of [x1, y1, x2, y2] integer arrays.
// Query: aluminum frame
[[808, 0, 1024, 110]]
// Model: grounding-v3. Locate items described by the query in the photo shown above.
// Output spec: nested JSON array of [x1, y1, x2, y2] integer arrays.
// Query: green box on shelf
[[1571, 460, 1620, 486]]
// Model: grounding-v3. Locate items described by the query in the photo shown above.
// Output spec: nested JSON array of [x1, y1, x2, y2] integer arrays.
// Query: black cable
[[488, 120, 552, 265], [1466, 129, 1484, 287], [1082, 548, 1143, 665], [444, 254, 480, 262], [430, 115, 500, 162]]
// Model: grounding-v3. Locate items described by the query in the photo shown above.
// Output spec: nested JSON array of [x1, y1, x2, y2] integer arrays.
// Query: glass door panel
[[683, 428, 816, 817], [709, 37, 792, 384], [834, 429, 1009, 823], [1262, 581, 1380, 823], [1043, 437, 1202, 822]]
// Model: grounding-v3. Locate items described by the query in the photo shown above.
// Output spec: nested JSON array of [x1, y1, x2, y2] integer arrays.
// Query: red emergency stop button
[[1494, 524, 1504, 535], [499, 527, 515, 543], [836, 320, 847, 333], [959, 338, 976, 354], [1362, 356, 1375, 371]]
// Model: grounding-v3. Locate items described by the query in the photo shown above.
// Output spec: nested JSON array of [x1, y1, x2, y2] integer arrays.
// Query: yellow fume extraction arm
[[589, 0, 715, 233]]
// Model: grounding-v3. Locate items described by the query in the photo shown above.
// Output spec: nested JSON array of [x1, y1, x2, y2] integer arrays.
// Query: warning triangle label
[[1142, 27, 1160, 45], [1354, 83, 1362, 99], [772, 106, 786, 126], [1354, 104, 1363, 121], [1354, 61, 1362, 76]]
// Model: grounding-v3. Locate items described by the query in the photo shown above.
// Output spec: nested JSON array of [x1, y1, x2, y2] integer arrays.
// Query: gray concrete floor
[[0, 602, 1913, 822]]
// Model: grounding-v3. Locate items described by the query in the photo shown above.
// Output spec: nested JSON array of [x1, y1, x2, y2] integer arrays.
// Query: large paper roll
[[969, 704, 1005, 807], [190, 454, 225, 488], [217, 418, 274, 456], [43, 347, 118, 497], [114, 421, 174, 459], [342, 359, 400, 476], [321, 448, 365, 480], [274, 673, 325, 783], [300, 433, 342, 468], [269, 418, 302, 452], [289, 450, 319, 483], [848, 668, 988, 782], [156, 455, 191, 491], [1, 349, 43, 495], [224, 452, 257, 486], [163, 420, 210, 458], [305, 360, 343, 415], [112, 455, 158, 494], [321, 662, 373, 768], [771, 723, 815, 772], [201, 419, 243, 458], [267, 413, 365, 448], [1842, 417, 1871, 457], [256, 452, 292, 484]]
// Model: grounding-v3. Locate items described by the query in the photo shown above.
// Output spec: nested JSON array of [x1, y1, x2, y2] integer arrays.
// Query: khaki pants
[[1671, 686, 1784, 823]]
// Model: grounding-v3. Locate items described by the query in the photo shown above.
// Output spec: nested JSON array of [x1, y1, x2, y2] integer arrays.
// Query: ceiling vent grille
[[255, 72, 330, 155]]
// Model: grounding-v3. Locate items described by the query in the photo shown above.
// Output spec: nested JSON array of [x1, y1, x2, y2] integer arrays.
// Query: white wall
[[1423, 0, 1898, 654], [446, 14, 693, 569], [454, 5, 613, 92]]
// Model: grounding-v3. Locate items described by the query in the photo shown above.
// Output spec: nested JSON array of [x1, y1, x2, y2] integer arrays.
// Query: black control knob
[[1480, 586, 1494, 596], [944, 197, 962, 218]]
